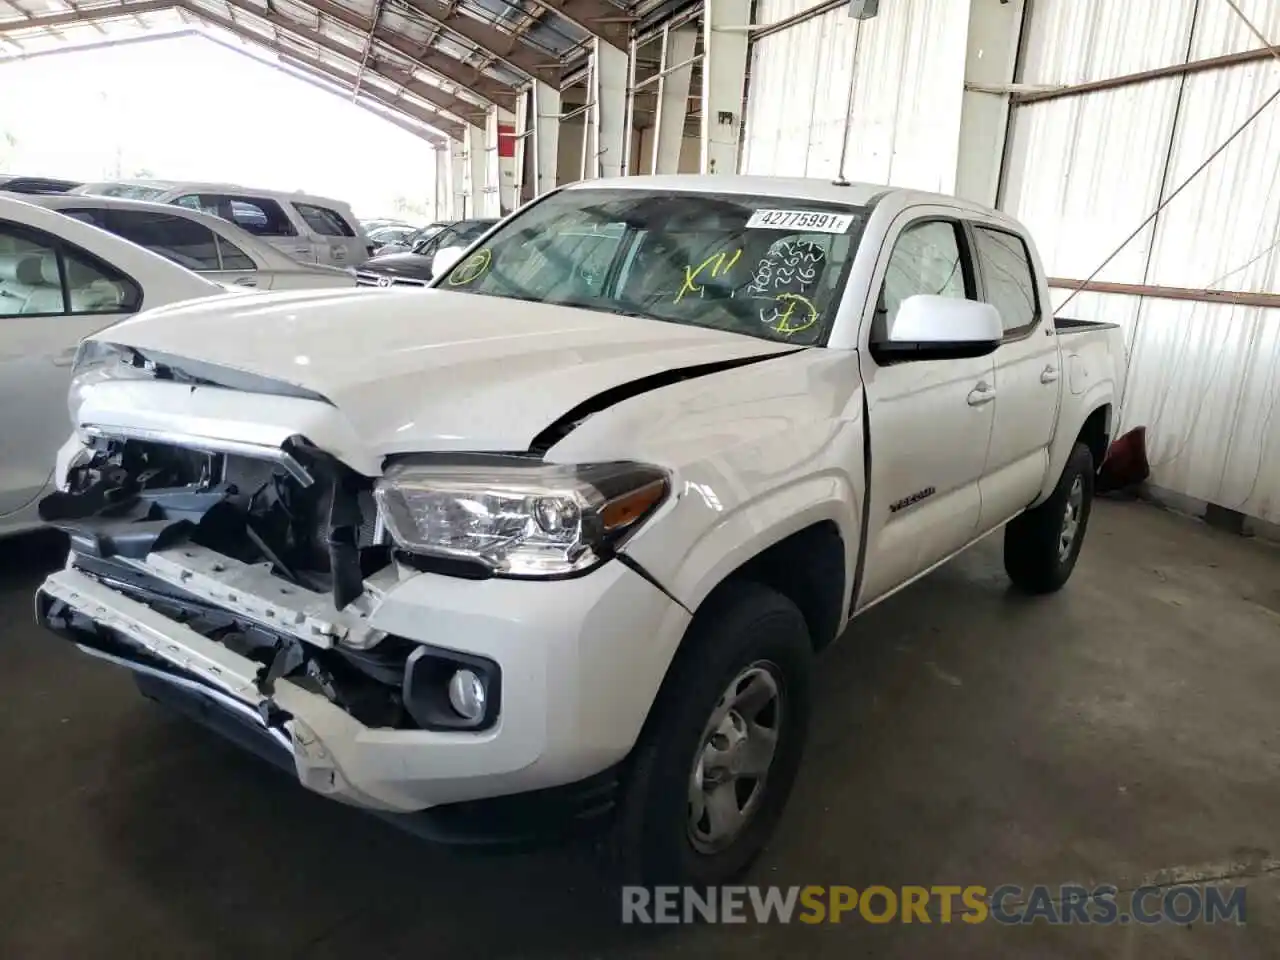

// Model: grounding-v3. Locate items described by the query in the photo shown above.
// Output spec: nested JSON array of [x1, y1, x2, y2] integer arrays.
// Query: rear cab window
[[293, 202, 356, 238], [970, 225, 1040, 338], [172, 194, 298, 238]]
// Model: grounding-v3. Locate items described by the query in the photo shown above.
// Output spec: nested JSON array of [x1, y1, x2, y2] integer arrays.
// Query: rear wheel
[[609, 581, 813, 886], [1004, 441, 1095, 594]]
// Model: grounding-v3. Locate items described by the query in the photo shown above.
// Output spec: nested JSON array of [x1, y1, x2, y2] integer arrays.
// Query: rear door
[[969, 223, 1062, 530], [0, 219, 141, 515], [292, 201, 366, 267]]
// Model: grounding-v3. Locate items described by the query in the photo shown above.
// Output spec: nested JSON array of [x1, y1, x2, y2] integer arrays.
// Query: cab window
[[972, 225, 1040, 337], [0, 222, 141, 317]]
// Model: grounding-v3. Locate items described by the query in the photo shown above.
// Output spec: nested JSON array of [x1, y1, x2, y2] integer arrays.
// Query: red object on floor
[[1097, 426, 1150, 493]]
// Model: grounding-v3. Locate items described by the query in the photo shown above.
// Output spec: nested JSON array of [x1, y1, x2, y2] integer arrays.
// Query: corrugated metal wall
[[740, 0, 971, 192], [1003, 0, 1280, 523]]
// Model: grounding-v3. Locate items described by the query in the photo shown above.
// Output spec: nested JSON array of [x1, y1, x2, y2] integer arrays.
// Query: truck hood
[[87, 287, 799, 458]]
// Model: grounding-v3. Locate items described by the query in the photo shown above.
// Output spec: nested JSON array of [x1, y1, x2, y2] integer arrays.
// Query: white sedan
[[0, 194, 248, 538], [21, 193, 357, 291]]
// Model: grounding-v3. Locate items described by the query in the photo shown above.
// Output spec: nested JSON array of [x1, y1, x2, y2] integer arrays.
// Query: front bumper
[[36, 548, 691, 821]]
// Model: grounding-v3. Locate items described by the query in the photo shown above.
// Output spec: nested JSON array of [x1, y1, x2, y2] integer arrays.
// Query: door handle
[[967, 381, 996, 406], [233, 277, 258, 287], [52, 346, 78, 368], [1040, 365, 1060, 384]]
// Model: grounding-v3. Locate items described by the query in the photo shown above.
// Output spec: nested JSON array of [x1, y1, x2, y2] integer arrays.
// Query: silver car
[[25, 194, 356, 291]]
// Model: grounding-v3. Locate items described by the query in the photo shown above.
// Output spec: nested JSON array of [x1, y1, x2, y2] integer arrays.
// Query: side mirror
[[876, 295, 1003, 361], [431, 245, 465, 280]]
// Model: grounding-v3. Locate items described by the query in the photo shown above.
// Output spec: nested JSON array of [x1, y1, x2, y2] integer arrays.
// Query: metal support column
[[956, 0, 1027, 205], [701, 0, 751, 174], [434, 143, 452, 220], [533, 80, 562, 196], [591, 36, 629, 178], [465, 123, 487, 219], [451, 135, 469, 219], [485, 103, 518, 215], [650, 24, 697, 174]]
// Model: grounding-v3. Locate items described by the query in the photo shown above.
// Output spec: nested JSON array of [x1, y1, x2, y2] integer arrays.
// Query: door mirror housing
[[876, 295, 1003, 362], [431, 245, 466, 280]]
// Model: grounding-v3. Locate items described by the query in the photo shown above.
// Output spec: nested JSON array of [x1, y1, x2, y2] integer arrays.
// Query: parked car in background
[[31, 175, 1125, 884], [27, 194, 356, 291], [372, 220, 449, 256], [0, 193, 235, 539], [71, 180, 372, 268], [360, 217, 414, 234], [366, 224, 418, 249], [356, 218, 498, 287], [0, 175, 81, 195]]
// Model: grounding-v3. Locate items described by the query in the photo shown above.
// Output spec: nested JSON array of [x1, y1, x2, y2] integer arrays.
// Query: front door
[[970, 224, 1061, 529], [0, 220, 140, 515], [857, 214, 997, 608]]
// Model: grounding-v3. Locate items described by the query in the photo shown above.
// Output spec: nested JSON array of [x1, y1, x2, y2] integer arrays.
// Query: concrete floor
[[2, 500, 1279, 958]]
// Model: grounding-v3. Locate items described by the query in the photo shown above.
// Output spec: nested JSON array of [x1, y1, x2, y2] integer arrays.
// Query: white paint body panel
[[25, 194, 357, 293], [0, 194, 233, 537], [42, 177, 1125, 810]]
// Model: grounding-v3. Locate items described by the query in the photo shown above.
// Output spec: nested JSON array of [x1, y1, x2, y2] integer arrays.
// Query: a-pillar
[[485, 103, 518, 216], [956, 0, 1026, 206], [532, 81, 560, 198], [590, 37, 628, 178], [650, 25, 697, 174], [700, 0, 750, 175]]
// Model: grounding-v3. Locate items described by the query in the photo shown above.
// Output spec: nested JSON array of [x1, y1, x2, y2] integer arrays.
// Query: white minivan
[[72, 180, 372, 268]]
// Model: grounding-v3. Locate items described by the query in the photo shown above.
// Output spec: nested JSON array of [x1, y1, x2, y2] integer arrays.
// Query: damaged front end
[[37, 431, 500, 739]]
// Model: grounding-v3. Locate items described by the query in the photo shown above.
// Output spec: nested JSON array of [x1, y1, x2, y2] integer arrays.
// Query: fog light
[[447, 668, 486, 722]]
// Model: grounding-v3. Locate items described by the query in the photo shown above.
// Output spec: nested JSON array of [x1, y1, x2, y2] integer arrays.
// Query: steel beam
[[650, 24, 696, 174], [700, 0, 749, 174], [186, 5, 464, 139], [0, 0, 174, 31], [1047, 278, 1280, 310], [274, 52, 445, 142], [212, 1, 483, 124], [301, 0, 520, 106], [466, 123, 487, 218], [189, 2, 471, 133], [955, 0, 1026, 205], [1014, 44, 1280, 106], [484, 102, 517, 214], [526, 0, 631, 50], [396, 0, 559, 78], [532, 80, 561, 196], [590, 36, 628, 177]]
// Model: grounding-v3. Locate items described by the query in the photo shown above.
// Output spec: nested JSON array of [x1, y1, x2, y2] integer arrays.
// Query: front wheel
[[1004, 441, 1095, 594], [609, 581, 813, 887]]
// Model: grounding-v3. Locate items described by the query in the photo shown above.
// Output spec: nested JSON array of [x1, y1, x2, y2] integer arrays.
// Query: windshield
[[436, 189, 870, 346]]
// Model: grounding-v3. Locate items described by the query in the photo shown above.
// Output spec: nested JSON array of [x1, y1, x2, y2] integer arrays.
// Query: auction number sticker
[[746, 209, 855, 233]]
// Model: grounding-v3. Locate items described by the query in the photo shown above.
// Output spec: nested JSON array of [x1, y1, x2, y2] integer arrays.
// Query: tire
[[608, 581, 813, 887], [1004, 441, 1095, 594]]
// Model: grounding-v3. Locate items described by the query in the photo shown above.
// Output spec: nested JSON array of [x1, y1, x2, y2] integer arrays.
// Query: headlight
[[68, 341, 153, 422], [374, 459, 669, 578]]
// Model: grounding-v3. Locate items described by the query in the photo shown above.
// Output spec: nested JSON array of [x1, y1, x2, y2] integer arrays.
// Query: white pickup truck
[[35, 176, 1124, 885]]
